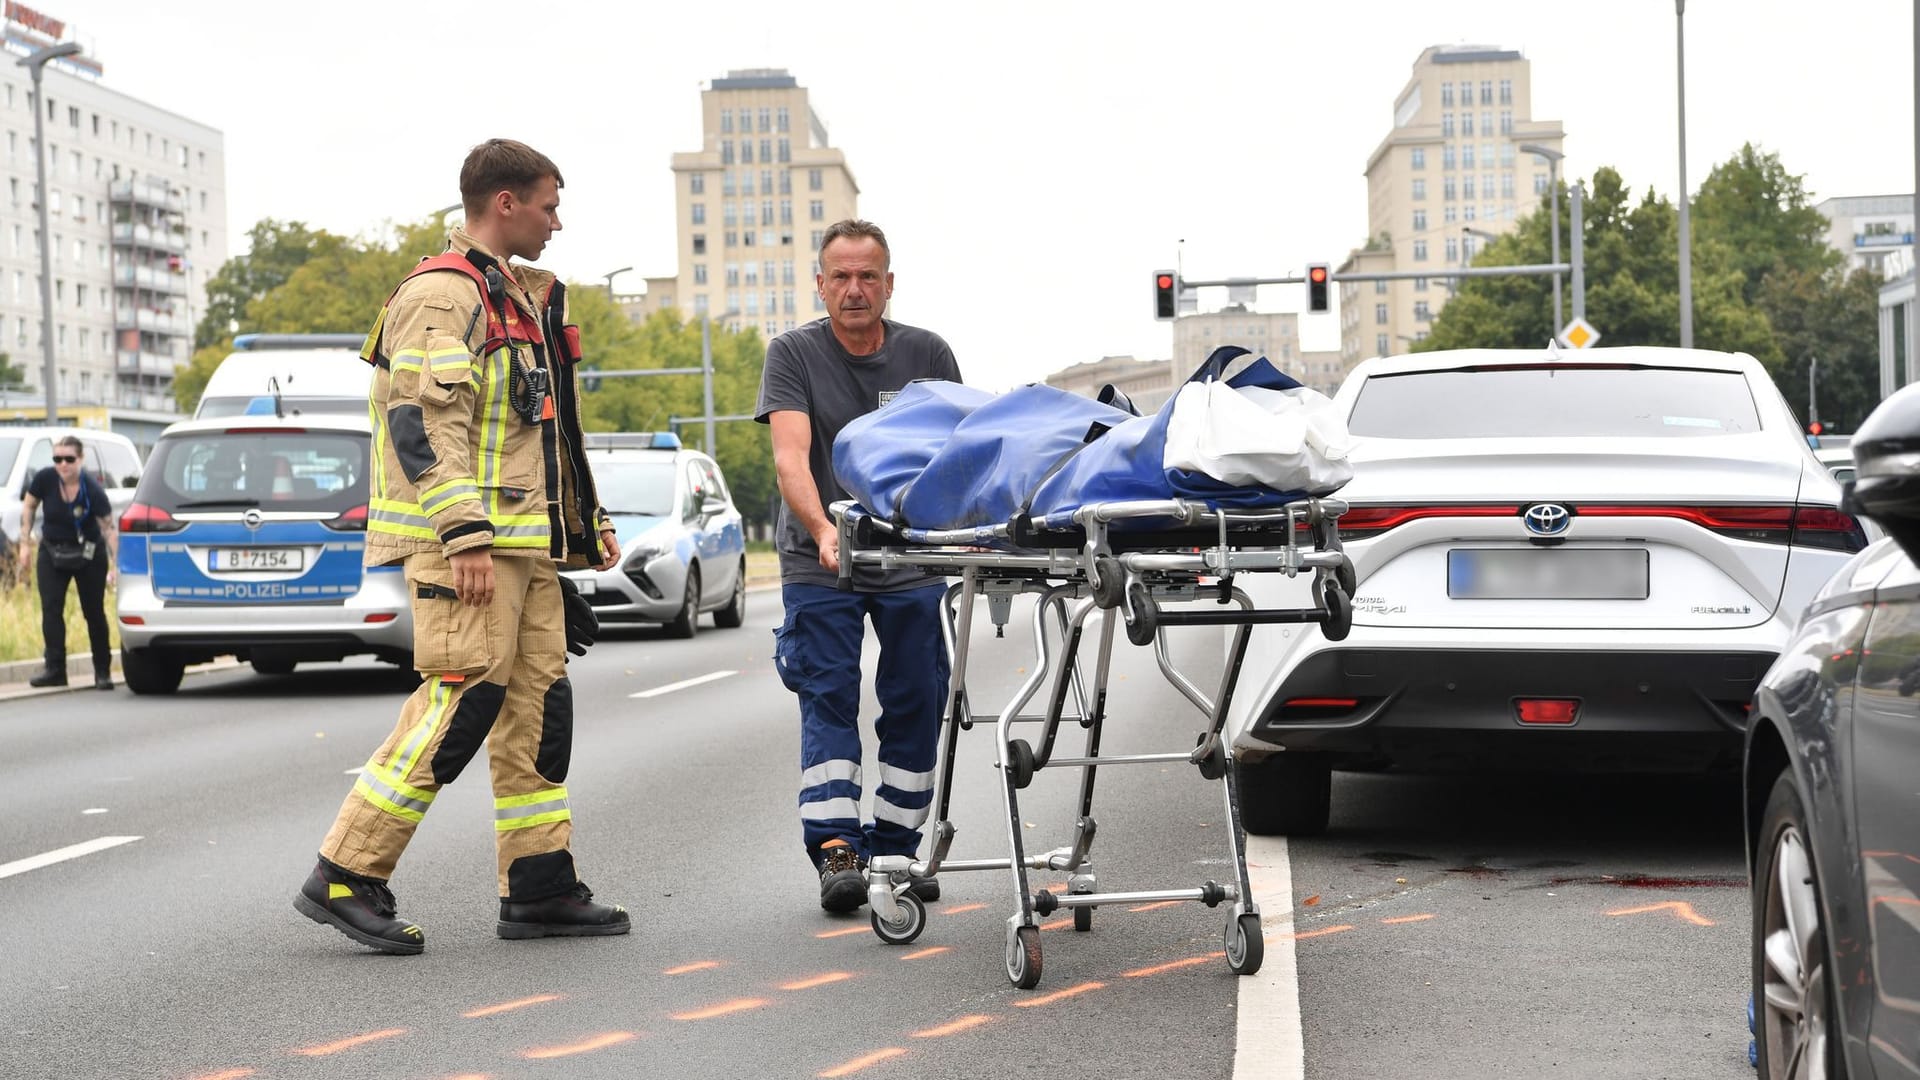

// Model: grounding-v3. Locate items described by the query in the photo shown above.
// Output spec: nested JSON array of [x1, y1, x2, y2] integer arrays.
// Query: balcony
[[110, 221, 187, 254], [113, 307, 178, 334], [116, 350, 177, 378], [112, 263, 187, 294], [109, 179, 184, 213]]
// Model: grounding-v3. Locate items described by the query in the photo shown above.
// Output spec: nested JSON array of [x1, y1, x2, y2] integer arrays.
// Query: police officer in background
[[294, 139, 626, 954]]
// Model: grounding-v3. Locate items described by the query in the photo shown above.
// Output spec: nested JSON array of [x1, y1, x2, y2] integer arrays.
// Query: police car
[[115, 411, 411, 694], [562, 432, 747, 638]]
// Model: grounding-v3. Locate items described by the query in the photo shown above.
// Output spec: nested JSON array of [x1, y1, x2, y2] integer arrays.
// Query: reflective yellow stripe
[[353, 775, 426, 823], [481, 346, 509, 497], [419, 479, 480, 516], [495, 786, 571, 831], [427, 346, 478, 384], [369, 498, 437, 540], [495, 809, 571, 831], [389, 347, 427, 375], [391, 677, 456, 779]]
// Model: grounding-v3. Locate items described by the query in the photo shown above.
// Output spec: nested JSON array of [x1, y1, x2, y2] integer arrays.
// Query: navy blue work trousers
[[774, 582, 949, 868]]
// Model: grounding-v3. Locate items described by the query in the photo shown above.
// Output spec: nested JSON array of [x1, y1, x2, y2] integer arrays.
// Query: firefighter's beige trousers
[[320, 550, 578, 899]]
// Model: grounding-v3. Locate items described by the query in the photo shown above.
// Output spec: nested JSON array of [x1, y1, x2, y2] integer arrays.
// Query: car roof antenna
[[267, 375, 285, 419], [1544, 337, 1563, 361]]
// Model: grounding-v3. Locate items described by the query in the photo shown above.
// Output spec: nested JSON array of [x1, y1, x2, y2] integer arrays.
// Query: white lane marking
[[629, 670, 738, 699], [344, 767, 364, 776], [81, 808, 108, 815], [0, 836, 143, 881], [1236, 834, 1304, 1080]]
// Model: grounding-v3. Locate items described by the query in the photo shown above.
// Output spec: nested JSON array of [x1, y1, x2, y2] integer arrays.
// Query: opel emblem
[[243, 508, 264, 531], [1523, 503, 1571, 536]]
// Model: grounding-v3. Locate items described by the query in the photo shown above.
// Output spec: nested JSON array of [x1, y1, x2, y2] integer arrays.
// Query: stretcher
[[832, 493, 1355, 988]]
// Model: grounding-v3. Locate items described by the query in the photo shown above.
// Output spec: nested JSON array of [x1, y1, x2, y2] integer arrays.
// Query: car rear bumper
[[1236, 643, 1772, 771], [116, 569, 412, 661]]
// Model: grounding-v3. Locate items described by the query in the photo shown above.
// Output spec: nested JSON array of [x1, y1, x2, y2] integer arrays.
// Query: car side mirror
[[1848, 382, 1920, 562], [700, 496, 728, 518]]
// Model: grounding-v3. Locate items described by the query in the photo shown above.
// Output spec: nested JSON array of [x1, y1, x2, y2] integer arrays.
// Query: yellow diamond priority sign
[[1558, 317, 1601, 350]]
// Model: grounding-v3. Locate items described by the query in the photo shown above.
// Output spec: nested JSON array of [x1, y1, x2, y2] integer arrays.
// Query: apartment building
[[0, 12, 225, 415], [666, 69, 858, 337], [1339, 45, 1563, 370], [1817, 194, 1916, 277]]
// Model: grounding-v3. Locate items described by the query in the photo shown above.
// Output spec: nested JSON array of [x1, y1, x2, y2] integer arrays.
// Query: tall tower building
[[1339, 45, 1563, 369], [668, 69, 859, 338]]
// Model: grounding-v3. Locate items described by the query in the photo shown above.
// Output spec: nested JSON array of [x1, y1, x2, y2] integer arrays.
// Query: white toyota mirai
[[1226, 346, 1865, 836]]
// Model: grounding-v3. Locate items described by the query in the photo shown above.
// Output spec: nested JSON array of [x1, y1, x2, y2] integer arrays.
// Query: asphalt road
[[0, 587, 1754, 1079]]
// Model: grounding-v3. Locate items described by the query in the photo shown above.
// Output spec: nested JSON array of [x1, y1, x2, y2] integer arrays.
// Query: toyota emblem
[[242, 508, 264, 531], [1522, 503, 1571, 536]]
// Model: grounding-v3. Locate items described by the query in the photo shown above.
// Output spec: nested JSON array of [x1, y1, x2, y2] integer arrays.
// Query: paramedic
[[17, 435, 115, 690], [293, 139, 628, 954], [756, 219, 962, 913]]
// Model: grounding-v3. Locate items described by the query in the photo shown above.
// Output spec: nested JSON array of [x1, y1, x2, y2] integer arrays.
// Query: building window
[[693, 264, 708, 285], [1445, 237, 1459, 262], [1412, 178, 1425, 200], [809, 199, 824, 221], [762, 199, 774, 226], [1441, 113, 1454, 137], [778, 106, 790, 132], [781, 199, 792, 224], [1376, 334, 1389, 356], [778, 138, 791, 163], [1414, 301, 1432, 322], [721, 110, 733, 133], [1462, 112, 1474, 136], [758, 107, 771, 132], [809, 168, 823, 191], [1413, 209, 1427, 231], [1415, 277, 1428, 291], [1441, 82, 1454, 107], [759, 139, 771, 164], [721, 141, 734, 166], [722, 171, 736, 196], [1500, 110, 1512, 135], [1501, 142, 1516, 166], [1374, 303, 1387, 325], [690, 172, 705, 194], [1462, 176, 1475, 200], [1374, 279, 1388, 295], [1410, 147, 1425, 169], [691, 203, 706, 225], [724, 262, 740, 286], [743, 229, 756, 247], [1479, 81, 1492, 105], [692, 234, 706, 256], [780, 170, 792, 194], [1414, 240, 1428, 261], [1443, 177, 1456, 201], [1442, 145, 1455, 170], [1534, 173, 1549, 195], [723, 202, 737, 227], [1501, 173, 1515, 199], [1499, 79, 1512, 105], [1464, 204, 1477, 222], [1462, 236, 1476, 259], [1462, 144, 1474, 169], [741, 139, 753, 164], [1481, 112, 1491, 137]]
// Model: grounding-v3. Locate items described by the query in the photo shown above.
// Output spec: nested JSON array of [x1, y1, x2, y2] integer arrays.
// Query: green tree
[[1760, 266, 1884, 432], [194, 219, 328, 349], [0, 351, 26, 389]]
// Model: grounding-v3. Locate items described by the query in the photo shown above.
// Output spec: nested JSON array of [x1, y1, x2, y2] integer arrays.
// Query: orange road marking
[[190, 1070, 255, 1080], [446, 1075, 490, 1079], [672, 998, 770, 1021], [1127, 900, 1183, 913], [1039, 917, 1074, 931], [912, 1015, 994, 1038], [815, 926, 869, 939], [1606, 901, 1715, 927], [1382, 914, 1436, 925], [901, 946, 950, 960], [942, 903, 988, 915], [463, 993, 561, 1018], [522, 1032, 637, 1059], [1012, 981, 1105, 1007], [294, 1028, 407, 1056], [1290, 924, 1355, 940], [819, 1047, 907, 1077], [664, 960, 720, 975], [781, 971, 854, 991], [1123, 953, 1223, 978]]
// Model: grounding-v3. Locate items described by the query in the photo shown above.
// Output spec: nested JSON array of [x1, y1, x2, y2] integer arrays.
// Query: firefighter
[[293, 139, 627, 954]]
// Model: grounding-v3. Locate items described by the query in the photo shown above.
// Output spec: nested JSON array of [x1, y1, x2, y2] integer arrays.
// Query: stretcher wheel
[[1007, 738, 1037, 789], [1333, 556, 1358, 599], [1317, 580, 1353, 642], [1007, 924, 1043, 989], [871, 890, 927, 945], [1091, 556, 1125, 609], [1124, 581, 1158, 646], [1226, 912, 1265, 975], [1073, 905, 1093, 932]]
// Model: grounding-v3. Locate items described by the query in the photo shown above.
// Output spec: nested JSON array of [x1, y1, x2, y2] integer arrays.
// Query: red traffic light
[[1156, 274, 1173, 290], [1309, 266, 1328, 284], [1808, 421, 1825, 436]]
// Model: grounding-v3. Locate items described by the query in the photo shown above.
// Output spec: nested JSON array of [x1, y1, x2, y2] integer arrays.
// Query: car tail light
[[1336, 505, 1522, 540], [323, 505, 369, 532], [362, 612, 397, 623], [119, 615, 145, 625], [119, 501, 184, 533], [1515, 698, 1580, 725], [1273, 697, 1367, 722], [1578, 505, 1865, 551], [1790, 506, 1867, 552]]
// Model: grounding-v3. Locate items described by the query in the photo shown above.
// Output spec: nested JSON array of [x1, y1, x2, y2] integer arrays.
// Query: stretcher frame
[[830, 495, 1355, 988]]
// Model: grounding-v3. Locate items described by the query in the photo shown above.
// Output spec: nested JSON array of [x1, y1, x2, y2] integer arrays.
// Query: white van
[[195, 334, 370, 419]]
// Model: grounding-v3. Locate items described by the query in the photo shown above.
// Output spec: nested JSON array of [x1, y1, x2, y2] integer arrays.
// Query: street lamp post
[[698, 309, 741, 455], [1675, 0, 1694, 347], [1462, 226, 1501, 260], [602, 265, 633, 299], [1520, 142, 1564, 334], [19, 41, 81, 423]]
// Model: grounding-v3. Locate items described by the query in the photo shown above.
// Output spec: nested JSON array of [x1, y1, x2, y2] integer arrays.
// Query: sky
[[36, 0, 1919, 391]]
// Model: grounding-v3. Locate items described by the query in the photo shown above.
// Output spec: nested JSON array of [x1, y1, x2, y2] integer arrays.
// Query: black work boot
[[293, 858, 426, 955], [497, 882, 631, 939], [28, 666, 66, 688], [817, 841, 867, 913]]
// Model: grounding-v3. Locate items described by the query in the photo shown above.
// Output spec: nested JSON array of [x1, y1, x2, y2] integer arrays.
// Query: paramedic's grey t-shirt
[[755, 317, 962, 591]]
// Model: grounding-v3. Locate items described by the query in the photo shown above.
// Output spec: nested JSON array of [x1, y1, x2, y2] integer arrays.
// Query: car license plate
[[1447, 548, 1648, 600], [571, 577, 597, 595], [207, 548, 305, 573]]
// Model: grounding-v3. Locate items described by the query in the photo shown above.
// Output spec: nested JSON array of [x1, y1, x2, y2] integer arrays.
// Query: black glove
[[557, 575, 599, 658]]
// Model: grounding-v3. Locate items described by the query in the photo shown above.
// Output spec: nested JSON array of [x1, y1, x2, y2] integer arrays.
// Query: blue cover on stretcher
[[833, 346, 1351, 534]]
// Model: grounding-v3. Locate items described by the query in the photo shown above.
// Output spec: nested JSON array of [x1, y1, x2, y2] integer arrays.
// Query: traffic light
[[1153, 271, 1178, 321], [1305, 264, 1331, 314], [1808, 420, 1824, 436]]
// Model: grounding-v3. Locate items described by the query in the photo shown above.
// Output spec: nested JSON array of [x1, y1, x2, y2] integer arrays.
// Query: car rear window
[[1347, 365, 1763, 438], [594, 460, 677, 516], [143, 430, 367, 513]]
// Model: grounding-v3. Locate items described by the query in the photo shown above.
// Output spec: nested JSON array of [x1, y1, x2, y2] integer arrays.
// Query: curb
[[0, 650, 242, 701]]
